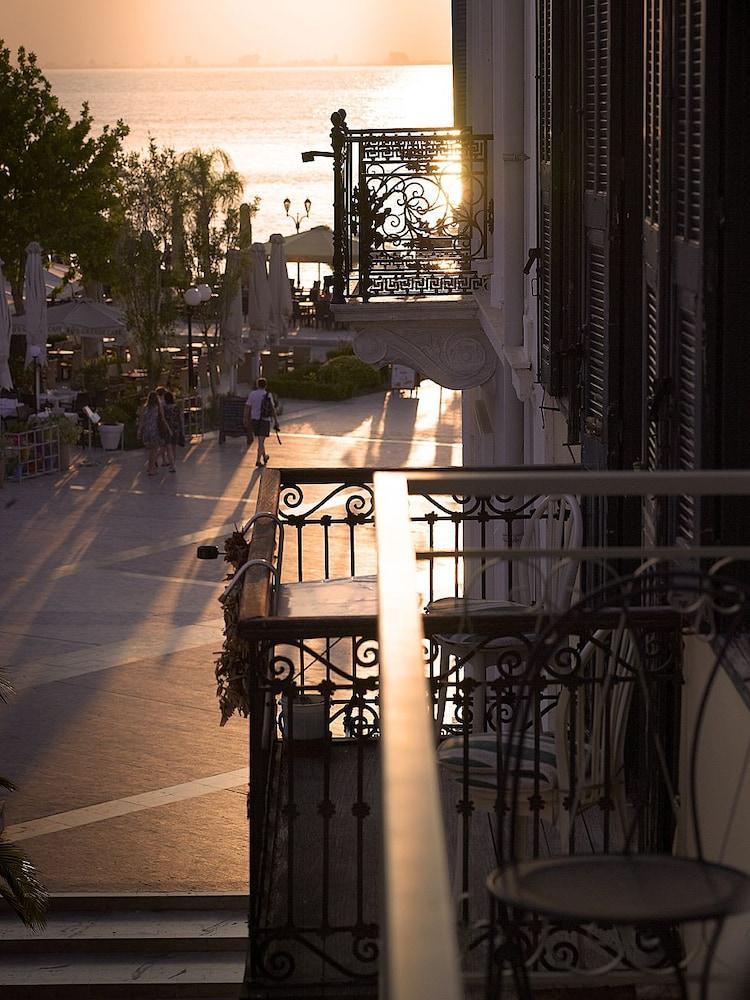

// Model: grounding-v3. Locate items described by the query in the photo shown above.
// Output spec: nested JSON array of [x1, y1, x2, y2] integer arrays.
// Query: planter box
[[280, 694, 328, 743]]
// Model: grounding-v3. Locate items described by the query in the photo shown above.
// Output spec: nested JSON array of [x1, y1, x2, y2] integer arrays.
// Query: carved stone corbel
[[334, 300, 497, 390]]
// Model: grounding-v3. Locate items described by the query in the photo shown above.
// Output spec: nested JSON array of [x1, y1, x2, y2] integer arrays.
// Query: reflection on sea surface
[[48, 65, 453, 285]]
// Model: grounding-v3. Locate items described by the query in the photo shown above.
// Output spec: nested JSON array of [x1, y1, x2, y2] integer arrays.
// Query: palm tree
[[0, 670, 48, 928], [179, 148, 244, 282]]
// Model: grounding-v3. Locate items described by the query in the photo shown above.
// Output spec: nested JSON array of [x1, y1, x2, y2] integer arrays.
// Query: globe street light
[[283, 197, 312, 286], [183, 286, 203, 390]]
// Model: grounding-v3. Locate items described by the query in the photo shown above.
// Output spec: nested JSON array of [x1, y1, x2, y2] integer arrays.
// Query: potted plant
[[43, 413, 81, 470], [98, 406, 125, 451]]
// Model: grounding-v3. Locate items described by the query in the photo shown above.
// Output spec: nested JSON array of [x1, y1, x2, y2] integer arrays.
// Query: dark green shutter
[[452, 0, 468, 128], [670, 0, 705, 545], [537, 0, 563, 391], [642, 0, 669, 547]]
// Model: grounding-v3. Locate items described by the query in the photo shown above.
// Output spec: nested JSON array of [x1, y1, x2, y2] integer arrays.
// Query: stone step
[[0, 908, 247, 954], [0, 895, 247, 999], [0, 951, 243, 998]]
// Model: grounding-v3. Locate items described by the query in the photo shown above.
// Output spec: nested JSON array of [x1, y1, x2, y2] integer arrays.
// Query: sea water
[[48, 64, 453, 284]]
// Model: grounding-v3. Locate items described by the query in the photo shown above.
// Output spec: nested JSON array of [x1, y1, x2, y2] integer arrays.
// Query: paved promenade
[[0, 382, 461, 893]]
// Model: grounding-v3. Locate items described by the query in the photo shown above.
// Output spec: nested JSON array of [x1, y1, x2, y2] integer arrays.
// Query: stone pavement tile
[[20, 789, 248, 892], [1, 648, 247, 824], [0, 631, 97, 668], [9, 620, 224, 688]]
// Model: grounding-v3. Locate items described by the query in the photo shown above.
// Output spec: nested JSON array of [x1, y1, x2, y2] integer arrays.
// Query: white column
[[493, 0, 526, 469]]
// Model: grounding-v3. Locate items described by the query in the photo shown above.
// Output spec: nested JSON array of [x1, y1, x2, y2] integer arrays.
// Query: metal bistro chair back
[[512, 493, 583, 611], [486, 568, 750, 1000], [431, 494, 583, 734], [437, 623, 639, 902]]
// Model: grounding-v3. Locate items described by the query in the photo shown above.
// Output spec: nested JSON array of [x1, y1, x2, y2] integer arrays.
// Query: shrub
[[317, 355, 381, 390], [266, 376, 354, 401]]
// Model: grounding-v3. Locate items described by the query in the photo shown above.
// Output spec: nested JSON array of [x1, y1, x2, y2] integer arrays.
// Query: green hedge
[[266, 377, 355, 401], [267, 353, 386, 402]]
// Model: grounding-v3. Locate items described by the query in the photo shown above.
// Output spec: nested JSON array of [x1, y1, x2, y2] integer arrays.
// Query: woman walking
[[138, 391, 170, 475]]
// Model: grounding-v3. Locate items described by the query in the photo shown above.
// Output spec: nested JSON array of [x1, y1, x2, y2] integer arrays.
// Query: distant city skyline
[[2, 0, 452, 69]]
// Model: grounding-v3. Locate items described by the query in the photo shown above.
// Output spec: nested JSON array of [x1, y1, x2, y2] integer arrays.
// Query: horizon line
[[43, 60, 451, 71]]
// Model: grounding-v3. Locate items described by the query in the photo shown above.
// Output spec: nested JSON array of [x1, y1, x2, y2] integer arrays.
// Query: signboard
[[391, 365, 418, 391], [219, 395, 248, 445]]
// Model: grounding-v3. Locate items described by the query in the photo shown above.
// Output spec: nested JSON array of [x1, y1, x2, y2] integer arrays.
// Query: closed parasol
[[23, 242, 48, 368], [222, 249, 244, 392], [268, 234, 294, 343], [0, 259, 12, 390]]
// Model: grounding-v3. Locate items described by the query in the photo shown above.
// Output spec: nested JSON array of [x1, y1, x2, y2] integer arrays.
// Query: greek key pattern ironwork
[[331, 111, 492, 300]]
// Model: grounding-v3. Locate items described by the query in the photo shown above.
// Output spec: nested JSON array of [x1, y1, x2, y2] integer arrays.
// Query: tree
[[179, 149, 244, 282], [114, 142, 182, 386], [179, 150, 258, 396], [0, 42, 128, 311], [0, 670, 47, 928]]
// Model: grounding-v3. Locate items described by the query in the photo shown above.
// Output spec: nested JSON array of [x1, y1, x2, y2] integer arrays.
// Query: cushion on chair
[[437, 732, 558, 790]]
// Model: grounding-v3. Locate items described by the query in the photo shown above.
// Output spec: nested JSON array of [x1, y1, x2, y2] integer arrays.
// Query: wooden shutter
[[451, 0, 468, 128], [580, 2, 644, 570], [642, 0, 670, 547], [537, 0, 563, 392], [642, 0, 707, 547], [670, 0, 705, 545], [581, 0, 617, 471]]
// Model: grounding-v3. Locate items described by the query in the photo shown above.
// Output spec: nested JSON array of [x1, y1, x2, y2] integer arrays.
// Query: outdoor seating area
[[219, 466, 750, 998]]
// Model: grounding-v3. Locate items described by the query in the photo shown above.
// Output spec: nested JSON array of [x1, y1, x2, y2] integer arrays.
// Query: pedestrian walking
[[243, 377, 280, 468], [155, 385, 172, 467], [138, 391, 171, 475], [162, 390, 185, 472]]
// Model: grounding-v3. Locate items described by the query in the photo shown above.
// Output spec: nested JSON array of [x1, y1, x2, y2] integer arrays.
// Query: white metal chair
[[428, 494, 583, 733], [437, 624, 638, 880]]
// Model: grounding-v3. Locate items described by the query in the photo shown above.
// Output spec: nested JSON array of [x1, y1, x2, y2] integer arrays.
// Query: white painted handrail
[[404, 468, 750, 496], [374, 471, 462, 1000]]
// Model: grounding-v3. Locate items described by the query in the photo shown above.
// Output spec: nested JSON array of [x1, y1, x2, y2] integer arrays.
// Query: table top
[[276, 575, 379, 620]]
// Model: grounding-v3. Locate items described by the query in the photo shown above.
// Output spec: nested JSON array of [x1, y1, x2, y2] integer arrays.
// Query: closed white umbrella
[[247, 243, 271, 333], [222, 249, 244, 392], [244, 243, 271, 386], [268, 233, 294, 344], [23, 242, 48, 368], [0, 259, 12, 390]]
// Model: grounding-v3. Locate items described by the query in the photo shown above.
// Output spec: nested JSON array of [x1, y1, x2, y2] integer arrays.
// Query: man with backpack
[[243, 377, 280, 468]]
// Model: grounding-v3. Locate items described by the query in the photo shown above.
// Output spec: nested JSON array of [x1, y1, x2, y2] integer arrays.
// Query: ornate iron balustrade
[[330, 110, 492, 301], [373, 468, 750, 998], [236, 467, 562, 997]]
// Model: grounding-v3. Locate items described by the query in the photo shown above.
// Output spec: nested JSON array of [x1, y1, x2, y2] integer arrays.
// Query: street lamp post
[[283, 197, 312, 286], [183, 284, 212, 391]]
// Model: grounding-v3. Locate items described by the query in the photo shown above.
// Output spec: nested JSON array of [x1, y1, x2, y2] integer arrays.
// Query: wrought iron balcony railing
[[329, 110, 493, 302], [221, 467, 750, 998]]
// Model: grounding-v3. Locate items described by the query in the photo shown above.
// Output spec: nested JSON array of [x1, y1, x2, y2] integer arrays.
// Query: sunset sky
[[2, 0, 452, 68]]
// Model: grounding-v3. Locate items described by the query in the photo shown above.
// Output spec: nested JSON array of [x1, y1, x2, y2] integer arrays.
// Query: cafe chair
[[485, 569, 750, 1000], [427, 494, 583, 734], [438, 623, 638, 904]]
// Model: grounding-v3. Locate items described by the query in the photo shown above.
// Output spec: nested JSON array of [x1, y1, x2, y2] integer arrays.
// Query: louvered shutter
[[670, 0, 705, 545], [642, 0, 706, 547], [452, 0, 468, 128], [537, 0, 563, 391], [642, 0, 670, 547], [580, 1, 644, 570], [581, 0, 617, 472]]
